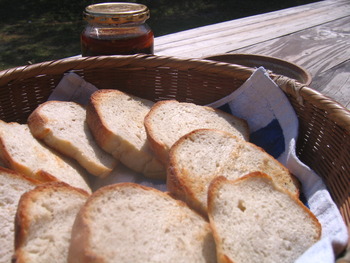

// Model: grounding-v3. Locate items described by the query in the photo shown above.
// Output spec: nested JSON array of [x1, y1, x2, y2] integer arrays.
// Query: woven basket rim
[[0, 54, 256, 85], [1, 54, 349, 131]]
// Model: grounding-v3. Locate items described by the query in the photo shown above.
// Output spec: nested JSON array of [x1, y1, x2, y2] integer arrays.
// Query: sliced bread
[[0, 120, 92, 193], [0, 166, 40, 263], [167, 129, 299, 216], [28, 100, 117, 178], [68, 183, 217, 263], [86, 89, 165, 179], [13, 182, 89, 263], [207, 173, 321, 263], [144, 100, 249, 165]]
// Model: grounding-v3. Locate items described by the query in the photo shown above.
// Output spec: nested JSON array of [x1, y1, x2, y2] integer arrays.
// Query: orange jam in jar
[[81, 2, 154, 56]]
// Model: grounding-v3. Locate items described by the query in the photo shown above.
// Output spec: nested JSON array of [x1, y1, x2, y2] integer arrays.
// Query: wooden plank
[[312, 60, 350, 108], [154, 0, 350, 58], [232, 16, 350, 108], [233, 16, 350, 76], [153, 0, 350, 108]]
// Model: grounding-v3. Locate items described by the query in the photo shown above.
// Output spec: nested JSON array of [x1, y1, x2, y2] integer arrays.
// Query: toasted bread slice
[[167, 129, 299, 216], [68, 183, 217, 263], [0, 120, 91, 193], [0, 167, 39, 263], [207, 173, 321, 263], [144, 100, 249, 165], [86, 89, 165, 179], [13, 182, 89, 263], [28, 101, 117, 178]]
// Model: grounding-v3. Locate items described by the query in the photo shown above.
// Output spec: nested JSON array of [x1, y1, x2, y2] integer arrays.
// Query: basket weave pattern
[[0, 54, 349, 257]]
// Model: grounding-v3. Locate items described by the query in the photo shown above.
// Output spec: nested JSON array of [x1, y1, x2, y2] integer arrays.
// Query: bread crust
[[86, 89, 165, 179], [167, 146, 210, 218], [209, 173, 321, 237], [207, 172, 321, 263], [86, 91, 120, 155], [68, 182, 216, 263], [0, 167, 40, 263], [13, 182, 90, 263], [0, 129, 55, 182], [68, 184, 111, 263], [0, 166, 41, 185], [144, 100, 174, 165], [0, 120, 92, 193], [0, 129, 34, 179], [27, 103, 51, 140], [28, 101, 117, 177], [167, 129, 300, 216], [144, 100, 249, 166], [207, 177, 239, 263]]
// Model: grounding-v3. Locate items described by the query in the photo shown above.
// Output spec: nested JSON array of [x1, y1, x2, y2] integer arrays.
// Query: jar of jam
[[81, 2, 154, 56]]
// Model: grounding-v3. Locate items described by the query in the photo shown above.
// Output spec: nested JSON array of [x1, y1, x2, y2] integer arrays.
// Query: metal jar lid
[[83, 2, 150, 24]]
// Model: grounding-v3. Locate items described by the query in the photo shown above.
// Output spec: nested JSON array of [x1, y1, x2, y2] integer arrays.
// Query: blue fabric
[[218, 104, 285, 160], [218, 103, 232, 114], [250, 119, 285, 159]]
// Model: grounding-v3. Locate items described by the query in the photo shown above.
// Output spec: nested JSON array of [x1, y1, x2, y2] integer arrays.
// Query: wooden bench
[[155, 0, 350, 109]]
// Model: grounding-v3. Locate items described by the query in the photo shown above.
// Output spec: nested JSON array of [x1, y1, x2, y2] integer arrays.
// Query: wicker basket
[[0, 54, 349, 259]]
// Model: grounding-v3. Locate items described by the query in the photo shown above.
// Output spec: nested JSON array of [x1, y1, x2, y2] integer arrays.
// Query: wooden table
[[155, 0, 350, 109]]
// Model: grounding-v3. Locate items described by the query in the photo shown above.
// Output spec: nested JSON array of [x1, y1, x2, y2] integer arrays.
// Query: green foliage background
[[0, 0, 318, 70]]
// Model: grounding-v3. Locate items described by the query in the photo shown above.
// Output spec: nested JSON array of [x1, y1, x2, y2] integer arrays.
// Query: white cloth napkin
[[50, 69, 348, 262], [48, 72, 98, 104], [207, 67, 348, 262]]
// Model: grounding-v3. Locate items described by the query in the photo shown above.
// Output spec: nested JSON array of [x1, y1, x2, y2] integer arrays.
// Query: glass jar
[[81, 2, 154, 56]]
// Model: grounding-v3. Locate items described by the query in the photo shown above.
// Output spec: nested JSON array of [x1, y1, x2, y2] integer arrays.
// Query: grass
[[0, 0, 319, 70], [0, 20, 83, 69]]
